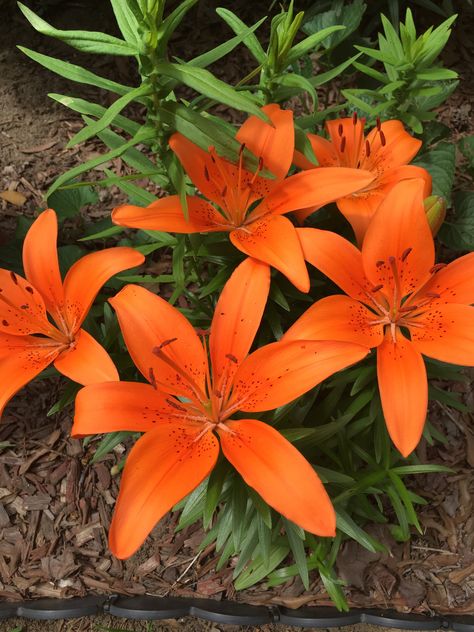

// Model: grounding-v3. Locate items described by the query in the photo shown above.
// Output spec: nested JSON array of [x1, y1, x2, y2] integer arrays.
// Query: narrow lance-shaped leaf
[[18, 2, 139, 55], [216, 7, 267, 64]]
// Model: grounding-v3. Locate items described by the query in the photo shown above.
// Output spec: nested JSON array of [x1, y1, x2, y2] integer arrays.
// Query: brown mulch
[[0, 0, 474, 619]]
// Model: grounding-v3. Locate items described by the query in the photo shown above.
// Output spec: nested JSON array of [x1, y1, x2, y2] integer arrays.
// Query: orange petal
[[112, 196, 227, 233], [0, 270, 51, 335], [225, 339, 369, 414], [219, 419, 335, 536], [110, 285, 207, 401], [22, 209, 65, 322], [378, 164, 432, 195], [326, 117, 365, 167], [169, 133, 228, 205], [293, 133, 339, 170], [364, 120, 421, 169], [293, 204, 325, 224], [109, 424, 219, 558], [252, 167, 375, 219], [282, 295, 384, 348], [230, 215, 309, 292], [72, 381, 186, 436], [0, 333, 58, 417], [417, 252, 474, 305], [362, 179, 434, 298], [410, 304, 474, 366], [236, 104, 294, 180], [336, 192, 385, 247], [210, 257, 270, 397], [62, 247, 144, 333], [377, 330, 427, 457], [54, 328, 119, 385], [297, 227, 372, 302]]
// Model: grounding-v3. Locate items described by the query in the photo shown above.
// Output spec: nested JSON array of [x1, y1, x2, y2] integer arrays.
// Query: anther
[[221, 185, 227, 197], [376, 117, 381, 131], [225, 353, 238, 364], [166, 398, 187, 412], [429, 263, 447, 274], [379, 130, 386, 146], [25, 286, 34, 293], [365, 139, 371, 157], [149, 367, 157, 389], [400, 247, 412, 261], [239, 143, 246, 156], [388, 255, 396, 265], [153, 338, 178, 353], [258, 157, 264, 171], [352, 112, 358, 125], [204, 166, 210, 181], [10, 271, 18, 285], [340, 136, 346, 152], [376, 260, 385, 267], [426, 292, 441, 298], [338, 123, 343, 137], [399, 304, 417, 312], [371, 284, 384, 292]]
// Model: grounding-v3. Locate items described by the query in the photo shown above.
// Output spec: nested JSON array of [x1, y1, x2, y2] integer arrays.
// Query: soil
[[0, 0, 474, 629]]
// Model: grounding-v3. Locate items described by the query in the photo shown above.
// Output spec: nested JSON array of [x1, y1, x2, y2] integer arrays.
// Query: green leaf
[[46, 126, 155, 197], [154, 62, 265, 120], [302, 0, 366, 50], [157, 0, 199, 53], [285, 25, 345, 65], [110, 0, 141, 45], [18, 3, 138, 55], [216, 8, 266, 64], [234, 543, 289, 590], [91, 431, 133, 463], [336, 508, 384, 553], [311, 53, 362, 87], [282, 518, 309, 589], [67, 84, 151, 147], [102, 168, 158, 206], [412, 141, 455, 201], [273, 72, 317, 105], [438, 191, 474, 251], [203, 462, 228, 529], [18, 46, 134, 96], [47, 183, 98, 219], [459, 135, 474, 167], [390, 464, 453, 475], [417, 67, 458, 81]]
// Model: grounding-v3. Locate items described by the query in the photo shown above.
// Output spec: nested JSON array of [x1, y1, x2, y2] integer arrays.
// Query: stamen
[[429, 263, 447, 274], [376, 117, 381, 131], [340, 136, 346, 152], [239, 143, 246, 156], [204, 166, 210, 181], [426, 292, 440, 298], [221, 185, 227, 197], [399, 304, 417, 313], [400, 247, 412, 262], [153, 338, 178, 352], [225, 353, 238, 364], [365, 139, 371, 157], [388, 256, 402, 310], [166, 398, 187, 412], [371, 284, 384, 293], [379, 130, 386, 146], [338, 123, 343, 137], [352, 112, 358, 125], [376, 260, 385, 268], [10, 272, 18, 285]]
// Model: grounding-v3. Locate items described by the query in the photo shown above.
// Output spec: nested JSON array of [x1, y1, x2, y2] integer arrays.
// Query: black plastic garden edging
[[0, 595, 473, 630]]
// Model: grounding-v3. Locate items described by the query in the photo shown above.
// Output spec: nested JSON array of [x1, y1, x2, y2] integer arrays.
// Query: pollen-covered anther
[[371, 284, 384, 293], [10, 271, 18, 285], [153, 337, 178, 353], [379, 130, 386, 146], [166, 398, 187, 412], [352, 112, 358, 125], [429, 263, 447, 274], [365, 139, 371, 158], [149, 367, 157, 389], [338, 123, 343, 137], [340, 136, 346, 153], [225, 353, 238, 364], [376, 117, 381, 131], [204, 166, 210, 181], [425, 292, 441, 299]]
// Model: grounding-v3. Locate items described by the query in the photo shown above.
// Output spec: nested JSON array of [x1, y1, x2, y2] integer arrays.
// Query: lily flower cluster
[[2, 105, 472, 561]]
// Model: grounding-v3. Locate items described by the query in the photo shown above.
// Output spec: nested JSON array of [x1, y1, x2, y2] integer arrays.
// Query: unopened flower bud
[[424, 196, 446, 237]]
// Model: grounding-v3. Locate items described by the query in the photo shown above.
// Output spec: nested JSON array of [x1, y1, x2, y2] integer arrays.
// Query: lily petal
[[230, 215, 309, 292], [236, 104, 294, 180], [362, 179, 434, 297], [377, 164, 432, 195], [113, 196, 227, 234], [210, 257, 270, 396], [283, 295, 384, 348], [225, 340, 369, 414], [110, 285, 207, 401], [22, 209, 65, 321], [418, 252, 474, 305], [297, 227, 372, 302], [252, 167, 375, 219], [0, 333, 59, 417], [377, 330, 427, 457], [326, 117, 365, 166], [72, 381, 186, 436], [337, 192, 385, 247], [54, 328, 119, 385], [62, 247, 144, 333], [410, 304, 474, 366], [219, 419, 336, 536], [0, 270, 51, 335], [365, 120, 422, 169], [109, 424, 219, 558]]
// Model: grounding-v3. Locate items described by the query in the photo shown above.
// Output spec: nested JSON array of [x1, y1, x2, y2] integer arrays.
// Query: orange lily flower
[[0, 209, 144, 417], [112, 105, 375, 292], [72, 258, 369, 558], [283, 179, 474, 457], [293, 115, 432, 245]]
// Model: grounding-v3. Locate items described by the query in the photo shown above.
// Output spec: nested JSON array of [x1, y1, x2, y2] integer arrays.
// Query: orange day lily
[[293, 115, 432, 245], [282, 179, 474, 457], [0, 209, 144, 417], [72, 257, 370, 558], [112, 104, 375, 292]]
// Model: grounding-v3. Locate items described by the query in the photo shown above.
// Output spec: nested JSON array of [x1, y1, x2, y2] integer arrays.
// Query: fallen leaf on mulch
[[19, 138, 58, 153], [0, 190, 26, 206]]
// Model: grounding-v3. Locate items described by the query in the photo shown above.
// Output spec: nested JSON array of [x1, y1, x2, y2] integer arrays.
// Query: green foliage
[[438, 191, 474, 251], [343, 9, 458, 131]]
